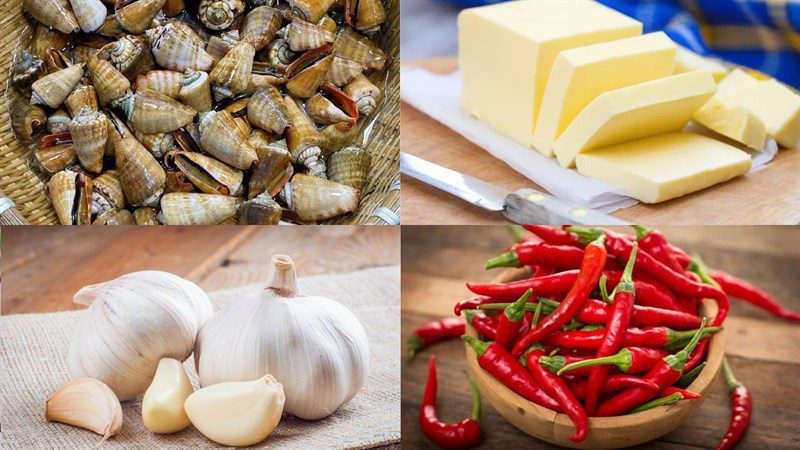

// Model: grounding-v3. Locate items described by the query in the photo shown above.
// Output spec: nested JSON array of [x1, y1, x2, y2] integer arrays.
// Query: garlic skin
[[142, 358, 194, 433], [68, 271, 213, 400], [195, 255, 370, 420], [45, 378, 123, 443], [184, 375, 285, 447]]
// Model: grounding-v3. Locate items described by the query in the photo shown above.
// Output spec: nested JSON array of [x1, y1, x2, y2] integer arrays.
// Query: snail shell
[[321, 121, 357, 157], [133, 207, 160, 224], [69, 0, 107, 32], [47, 170, 93, 225], [114, 133, 166, 206], [289, 0, 333, 24], [65, 85, 99, 117], [305, 83, 358, 126], [91, 170, 126, 215], [324, 56, 364, 86], [282, 173, 359, 222], [328, 145, 371, 191], [86, 57, 131, 105], [241, 6, 284, 51], [265, 38, 295, 72], [165, 170, 196, 194], [23, 0, 80, 34], [285, 45, 335, 99], [344, 74, 380, 116], [68, 108, 108, 173], [248, 136, 292, 199], [47, 109, 72, 135], [210, 40, 255, 101], [99, 35, 154, 80], [11, 50, 45, 97], [318, 14, 337, 33], [35, 138, 78, 174], [146, 23, 214, 72], [198, 110, 258, 170], [158, 193, 240, 225], [348, 0, 386, 33], [132, 129, 175, 158], [164, 150, 244, 196], [238, 193, 282, 224], [199, 0, 245, 31], [178, 69, 213, 113], [332, 26, 388, 72], [11, 103, 47, 141], [135, 70, 183, 98], [93, 208, 135, 225], [115, 88, 196, 134], [247, 85, 290, 134], [284, 96, 326, 177], [116, 0, 167, 34], [281, 19, 334, 52], [30, 64, 85, 109]]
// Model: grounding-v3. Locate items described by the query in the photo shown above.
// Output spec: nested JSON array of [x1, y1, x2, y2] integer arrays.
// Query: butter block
[[553, 72, 717, 168], [532, 32, 676, 156], [693, 69, 767, 150], [575, 133, 751, 203], [674, 45, 728, 82], [732, 79, 800, 148], [459, 0, 641, 147]]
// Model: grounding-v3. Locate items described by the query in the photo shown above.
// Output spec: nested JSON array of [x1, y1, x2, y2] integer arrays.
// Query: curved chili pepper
[[567, 374, 659, 400], [668, 244, 692, 269], [525, 347, 588, 442], [551, 347, 668, 376], [485, 243, 585, 270], [675, 362, 706, 388], [495, 289, 532, 349], [464, 310, 498, 340], [533, 298, 701, 330], [518, 311, 534, 337], [595, 319, 706, 417], [712, 270, 800, 322], [659, 386, 701, 400], [716, 358, 752, 450], [632, 225, 685, 273], [454, 296, 493, 316], [629, 392, 684, 413], [523, 225, 580, 247], [461, 335, 562, 412], [602, 271, 682, 311], [542, 326, 720, 352], [408, 318, 466, 360], [466, 270, 580, 302], [512, 235, 607, 357], [420, 355, 483, 449], [569, 228, 730, 327]]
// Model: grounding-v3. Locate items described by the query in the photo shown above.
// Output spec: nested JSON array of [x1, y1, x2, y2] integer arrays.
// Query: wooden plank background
[[401, 226, 800, 449], [401, 58, 800, 225], [1, 226, 401, 314]]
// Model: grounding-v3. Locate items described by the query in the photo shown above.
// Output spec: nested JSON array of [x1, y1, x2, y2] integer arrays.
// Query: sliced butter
[[674, 45, 728, 82], [575, 132, 751, 203], [458, 0, 641, 147], [553, 71, 718, 168], [532, 32, 676, 156], [732, 79, 800, 149]]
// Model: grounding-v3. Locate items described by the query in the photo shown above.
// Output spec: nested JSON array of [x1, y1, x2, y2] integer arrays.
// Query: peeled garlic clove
[[184, 375, 285, 447], [142, 358, 193, 434], [45, 378, 123, 443]]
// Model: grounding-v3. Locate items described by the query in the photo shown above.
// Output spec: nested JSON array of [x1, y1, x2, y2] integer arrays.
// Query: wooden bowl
[[464, 267, 725, 449]]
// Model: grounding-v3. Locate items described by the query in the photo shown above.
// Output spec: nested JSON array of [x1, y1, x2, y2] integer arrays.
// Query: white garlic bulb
[[68, 271, 213, 401], [195, 255, 370, 420]]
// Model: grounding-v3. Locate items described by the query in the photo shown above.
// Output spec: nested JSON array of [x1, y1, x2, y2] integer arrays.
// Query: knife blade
[[400, 152, 628, 225]]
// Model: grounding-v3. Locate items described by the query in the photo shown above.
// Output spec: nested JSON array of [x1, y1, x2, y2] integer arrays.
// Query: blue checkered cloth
[[442, 0, 800, 88]]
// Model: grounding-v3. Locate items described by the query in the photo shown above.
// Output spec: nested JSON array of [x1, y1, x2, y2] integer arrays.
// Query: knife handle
[[503, 189, 628, 225]]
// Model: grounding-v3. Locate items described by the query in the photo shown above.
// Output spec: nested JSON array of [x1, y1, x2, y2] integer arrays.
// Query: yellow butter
[[575, 132, 751, 203], [532, 32, 676, 156], [674, 45, 728, 82], [693, 69, 767, 150], [458, 0, 641, 147], [553, 71, 717, 168], [732, 79, 800, 149]]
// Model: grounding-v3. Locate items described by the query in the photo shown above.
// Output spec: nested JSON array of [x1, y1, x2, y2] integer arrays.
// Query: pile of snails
[[10, 0, 390, 224]]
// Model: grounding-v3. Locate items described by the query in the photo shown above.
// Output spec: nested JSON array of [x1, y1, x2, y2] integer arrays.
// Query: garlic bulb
[[195, 255, 370, 419], [68, 271, 213, 401]]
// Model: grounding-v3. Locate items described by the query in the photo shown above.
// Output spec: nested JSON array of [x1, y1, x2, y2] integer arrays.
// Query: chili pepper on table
[[461, 335, 562, 412], [550, 347, 669, 376], [675, 362, 706, 388], [594, 318, 707, 417], [419, 355, 483, 449], [659, 386, 701, 400], [567, 374, 659, 400], [629, 392, 684, 413], [712, 270, 800, 322], [408, 318, 466, 360], [495, 289, 533, 349], [512, 235, 608, 357], [523, 225, 580, 247], [569, 228, 730, 327], [467, 270, 580, 302], [716, 358, 752, 450], [464, 310, 498, 340], [542, 325, 720, 352], [632, 225, 685, 274], [454, 296, 493, 316]]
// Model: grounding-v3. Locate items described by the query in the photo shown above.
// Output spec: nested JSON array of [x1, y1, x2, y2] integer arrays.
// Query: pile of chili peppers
[[408, 225, 796, 448]]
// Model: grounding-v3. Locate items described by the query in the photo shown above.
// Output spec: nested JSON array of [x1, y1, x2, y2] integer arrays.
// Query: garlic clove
[[142, 358, 194, 433], [45, 378, 123, 443], [184, 374, 285, 447]]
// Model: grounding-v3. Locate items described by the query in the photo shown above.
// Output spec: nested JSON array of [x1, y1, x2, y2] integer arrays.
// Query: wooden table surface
[[401, 226, 800, 449], [400, 57, 800, 225], [1, 226, 401, 314]]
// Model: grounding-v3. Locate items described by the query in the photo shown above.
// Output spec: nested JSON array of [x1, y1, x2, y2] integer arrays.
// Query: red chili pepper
[[461, 335, 562, 412], [408, 318, 466, 360], [712, 270, 800, 322], [419, 355, 483, 449], [495, 289, 532, 349], [523, 225, 580, 247], [512, 235, 607, 357], [548, 347, 668, 376], [668, 244, 692, 269], [570, 228, 729, 327], [463, 310, 498, 340], [602, 271, 683, 311], [676, 294, 699, 316], [525, 347, 588, 442], [595, 319, 707, 417], [509, 225, 542, 245], [518, 311, 534, 337], [485, 242, 585, 270], [629, 392, 685, 413], [632, 226, 685, 274], [659, 386, 701, 400], [466, 270, 580, 302], [567, 374, 659, 400], [537, 297, 701, 330], [454, 296, 493, 316], [542, 325, 720, 351], [716, 358, 752, 450], [532, 266, 556, 277]]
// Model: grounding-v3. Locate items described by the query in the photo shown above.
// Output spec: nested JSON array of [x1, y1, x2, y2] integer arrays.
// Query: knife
[[400, 152, 628, 225]]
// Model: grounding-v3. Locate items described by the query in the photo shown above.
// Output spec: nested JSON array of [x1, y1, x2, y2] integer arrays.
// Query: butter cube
[[553, 71, 717, 168], [576, 133, 751, 203], [459, 0, 641, 147], [732, 79, 800, 149], [674, 45, 728, 82], [532, 32, 676, 156]]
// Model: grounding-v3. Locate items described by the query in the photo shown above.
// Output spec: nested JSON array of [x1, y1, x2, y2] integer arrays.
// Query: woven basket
[[0, 1, 399, 225]]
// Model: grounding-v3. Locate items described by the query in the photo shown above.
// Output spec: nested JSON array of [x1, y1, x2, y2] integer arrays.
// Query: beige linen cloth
[[1, 266, 401, 449]]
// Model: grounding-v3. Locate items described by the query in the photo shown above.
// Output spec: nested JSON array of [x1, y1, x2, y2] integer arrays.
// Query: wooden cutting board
[[401, 57, 800, 225]]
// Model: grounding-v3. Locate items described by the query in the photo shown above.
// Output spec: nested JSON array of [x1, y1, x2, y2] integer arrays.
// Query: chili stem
[[464, 371, 482, 423], [629, 392, 684, 413]]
